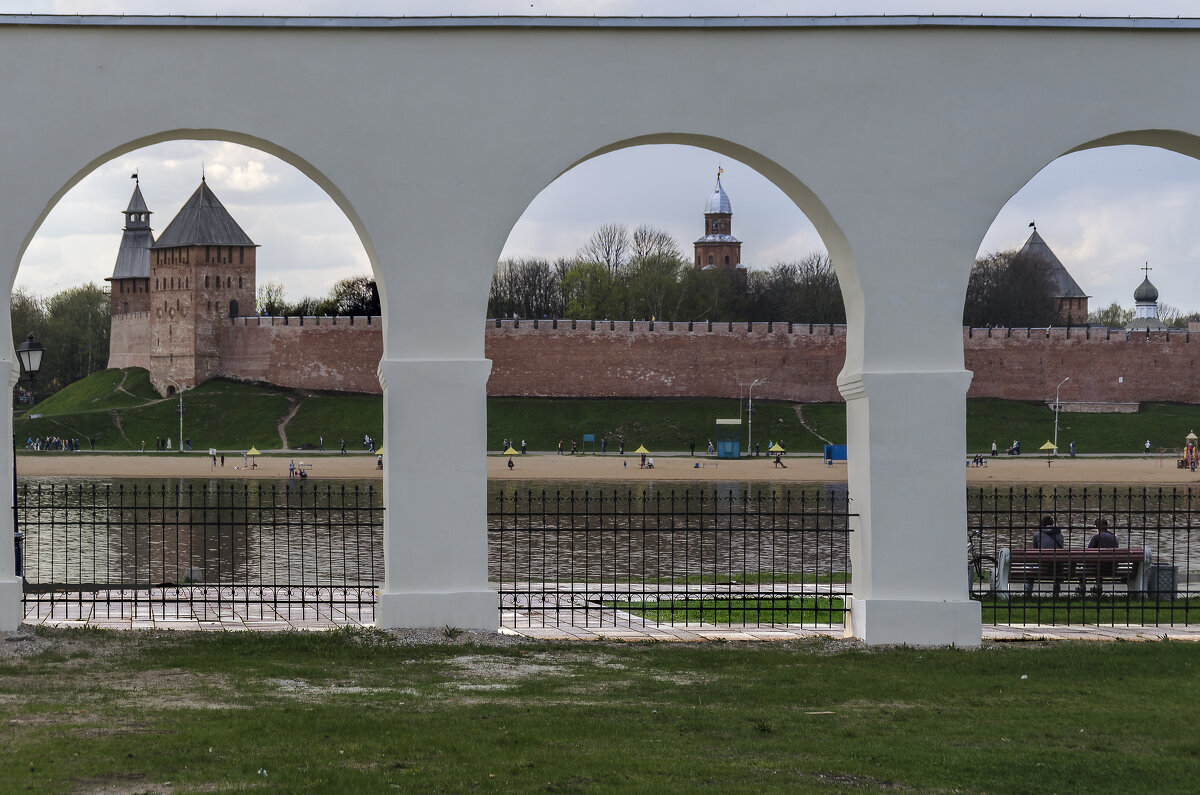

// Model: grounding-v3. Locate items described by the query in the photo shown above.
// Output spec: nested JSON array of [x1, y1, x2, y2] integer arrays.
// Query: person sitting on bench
[[1079, 517, 1119, 596], [1025, 514, 1065, 597]]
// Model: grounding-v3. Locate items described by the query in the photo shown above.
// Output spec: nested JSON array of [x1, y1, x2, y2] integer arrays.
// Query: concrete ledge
[[844, 598, 982, 647], [0, 578, 24, 631], [376, 590, 498, 630]]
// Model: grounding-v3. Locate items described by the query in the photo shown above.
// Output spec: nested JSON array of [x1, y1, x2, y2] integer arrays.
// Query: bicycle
[[968, 528, 998, 599]]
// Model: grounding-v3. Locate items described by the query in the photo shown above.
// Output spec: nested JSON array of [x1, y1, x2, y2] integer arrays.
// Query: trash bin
[[1145, 562, 1178, 601]]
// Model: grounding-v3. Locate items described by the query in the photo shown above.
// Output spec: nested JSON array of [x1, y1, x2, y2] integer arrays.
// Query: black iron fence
[[968, 487, 1197, 625], [489, 488, 854, 628], [18, 482, 383, 622]]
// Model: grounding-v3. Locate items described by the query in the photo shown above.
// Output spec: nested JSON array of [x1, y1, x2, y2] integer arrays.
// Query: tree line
[[489, 223, 846, 324], [256, 275, 381, 317], [964, 248, 1200, 328], [11, 284, 110, 402]]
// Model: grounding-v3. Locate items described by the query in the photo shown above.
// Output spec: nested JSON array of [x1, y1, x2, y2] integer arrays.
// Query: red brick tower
[[105, 177, 153, 316], [148, 177, 257, 395], [693, 170, 743, 273]]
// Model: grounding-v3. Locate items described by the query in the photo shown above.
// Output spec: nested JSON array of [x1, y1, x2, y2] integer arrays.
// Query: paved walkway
[[20, 592, 1200, 642]]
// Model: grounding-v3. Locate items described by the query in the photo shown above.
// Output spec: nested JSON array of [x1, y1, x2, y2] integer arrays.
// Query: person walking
[[319, 435, 324, 451], [1145, 439, 1151, 454], [521, 439, 527, 455], [689, 440, 695, 456], [991, 440, 998, 457], [1069, 440, 1076, 457], [340, 439, 346, 453]]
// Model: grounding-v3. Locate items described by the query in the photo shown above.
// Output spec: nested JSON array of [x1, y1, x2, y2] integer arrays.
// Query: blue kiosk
[[715, 419, 742, 459]]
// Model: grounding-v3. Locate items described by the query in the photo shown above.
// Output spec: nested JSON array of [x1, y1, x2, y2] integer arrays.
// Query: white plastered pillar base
[[1, 359, 20, 631], [838, 369, 982, 647], [376, 357, 497, 630]]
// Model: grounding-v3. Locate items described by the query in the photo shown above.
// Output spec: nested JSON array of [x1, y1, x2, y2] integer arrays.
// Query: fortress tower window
[[708, 255, 714, 265], [181, 249, 188, 264], [725, 256, 730, 265], [205, 246, 210, 263], [230, 299, 239, 317], [226, 276, 231, 288], [204, 274, 209, 288], [239, 276, 243, 288], [124, 302, 128, 313], [208, 300, 212, 312], [239, 248, 244, 264]]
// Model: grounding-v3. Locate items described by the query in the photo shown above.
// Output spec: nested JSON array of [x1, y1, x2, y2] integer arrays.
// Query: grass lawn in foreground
[[1, 627, 1197, 792]]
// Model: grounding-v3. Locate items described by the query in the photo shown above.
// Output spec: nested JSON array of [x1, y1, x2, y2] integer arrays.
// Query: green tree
[[561, 261, 619, 319], [1088, 302, 1134, 328], [12, 283, 110, 400], [256, 280, 288, 315], [963, 249, 1057, 327]]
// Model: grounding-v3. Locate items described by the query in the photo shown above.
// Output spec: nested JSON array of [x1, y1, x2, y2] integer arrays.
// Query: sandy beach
[[15, 450, 1200, 485]]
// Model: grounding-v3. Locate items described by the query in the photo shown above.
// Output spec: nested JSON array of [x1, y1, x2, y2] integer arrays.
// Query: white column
[[375, 357, 496, 629], [838, 368, 981, 646], [1, 358, 22, 631]]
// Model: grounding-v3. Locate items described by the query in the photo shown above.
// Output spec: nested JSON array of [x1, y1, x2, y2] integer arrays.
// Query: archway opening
[[968, 138, 1200, 610], [489, 142, 851, 458], [12, 138, 380, 453], [485, 140, 856, 629]]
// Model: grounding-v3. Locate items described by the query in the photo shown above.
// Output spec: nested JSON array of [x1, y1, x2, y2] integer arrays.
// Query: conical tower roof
[[1017, 229, 1088, 299], [152, 178, 255, 249], [125, 182, 150, 216]]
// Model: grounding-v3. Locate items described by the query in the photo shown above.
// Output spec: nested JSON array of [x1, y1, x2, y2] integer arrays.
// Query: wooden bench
[[995, 547, 1151, 598]]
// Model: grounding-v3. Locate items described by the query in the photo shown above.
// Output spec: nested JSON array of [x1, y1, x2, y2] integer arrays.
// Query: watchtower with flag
[[105, 173, 154, 318], [694, 166, 744, 278]]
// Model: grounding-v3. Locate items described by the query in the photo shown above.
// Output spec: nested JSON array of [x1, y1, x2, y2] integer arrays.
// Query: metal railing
[[968, 487, 1197, 625], [18, 482, 383, 623], [489, 488, 854, 628]]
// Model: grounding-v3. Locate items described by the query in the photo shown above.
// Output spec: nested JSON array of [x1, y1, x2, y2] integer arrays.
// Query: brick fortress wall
[[218, 315, 383, 394], [110, 314, 1200, 403]]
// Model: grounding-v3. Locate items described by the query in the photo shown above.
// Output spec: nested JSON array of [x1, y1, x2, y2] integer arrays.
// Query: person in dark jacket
[[1026, 514, 1065, 596], [1080, 518, 1120, 596]]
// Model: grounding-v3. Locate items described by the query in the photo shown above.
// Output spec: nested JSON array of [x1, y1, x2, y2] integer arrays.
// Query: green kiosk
[[715, 419, 742, 459]]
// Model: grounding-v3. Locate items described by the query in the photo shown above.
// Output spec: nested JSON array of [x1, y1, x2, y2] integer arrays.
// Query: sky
[[9, 1, 1200, 314]]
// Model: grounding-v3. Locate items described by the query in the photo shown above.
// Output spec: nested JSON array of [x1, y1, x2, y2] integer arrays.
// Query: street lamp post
[[165, 378, 183, 452], [1053, 376, 1070, 456], [748, 379, 762, 457], [14, 333, 44, 578]]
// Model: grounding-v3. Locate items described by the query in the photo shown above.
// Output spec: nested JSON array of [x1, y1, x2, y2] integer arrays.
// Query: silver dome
[[704, 178, 732, 215]]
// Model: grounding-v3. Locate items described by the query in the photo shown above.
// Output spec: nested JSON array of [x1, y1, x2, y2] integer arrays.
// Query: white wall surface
[[6, 16, 1200, 642]]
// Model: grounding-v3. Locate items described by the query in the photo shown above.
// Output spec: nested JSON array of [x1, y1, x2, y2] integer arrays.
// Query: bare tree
[[578, 223, 631, 275], [630, 225, 680, 264]]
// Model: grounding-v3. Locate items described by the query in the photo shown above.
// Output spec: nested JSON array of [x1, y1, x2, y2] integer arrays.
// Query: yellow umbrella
[[769, 443, 784, 453], [246, 446, 261, 456], [634, 445, 649, 454], [1040, 440, 1056, 466], [503, 446, 518, 455]]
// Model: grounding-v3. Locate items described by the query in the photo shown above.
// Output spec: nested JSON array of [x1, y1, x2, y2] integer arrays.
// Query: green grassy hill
[[16, 368, 1200, 455]]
